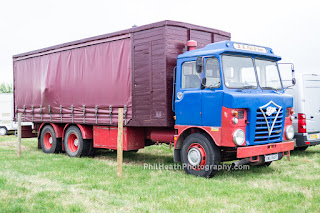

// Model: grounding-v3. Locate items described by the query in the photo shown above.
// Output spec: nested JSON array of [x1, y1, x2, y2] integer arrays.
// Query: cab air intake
[[187, 40, 197, 51]]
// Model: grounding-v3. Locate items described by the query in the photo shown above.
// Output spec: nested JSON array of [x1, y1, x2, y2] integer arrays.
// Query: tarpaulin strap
[[124, 105, 127, 125], [31, 106, 34, 122], [95, 106, 98, 124], [60, 105, 63, 123], [83, 105, 86, 123], [40, 105, 43, 122], [109, 106, 112, 125], [71, 105, 74, 123], [23, 105, 25, 121], [49, 105, 52, 122]]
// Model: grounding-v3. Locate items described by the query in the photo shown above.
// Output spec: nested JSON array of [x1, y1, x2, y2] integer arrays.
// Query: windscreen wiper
[[262, 87, 279, 90], [237, 85, 255, 91]]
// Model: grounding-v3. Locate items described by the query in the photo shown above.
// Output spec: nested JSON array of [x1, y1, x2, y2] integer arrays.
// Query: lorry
[[285, 73, 320, 150], [0, 93, 15, 135], [13, 20, 295, 177], [0, 93, 33, 136]]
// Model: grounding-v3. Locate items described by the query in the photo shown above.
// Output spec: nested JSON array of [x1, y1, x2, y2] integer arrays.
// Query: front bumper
[[237, 141, 294, 159]]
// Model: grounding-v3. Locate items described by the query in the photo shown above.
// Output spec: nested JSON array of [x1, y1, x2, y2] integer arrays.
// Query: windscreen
[[256, 59, 282, 90], [222, 55, 257, 89]]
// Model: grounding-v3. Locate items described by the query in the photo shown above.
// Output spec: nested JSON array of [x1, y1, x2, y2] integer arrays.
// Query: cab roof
[[178, 41, 281, 61]]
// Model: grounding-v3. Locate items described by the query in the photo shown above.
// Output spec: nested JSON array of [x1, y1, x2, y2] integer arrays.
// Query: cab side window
[[205, 58, 221, 88], [181, 61, 200, 89]]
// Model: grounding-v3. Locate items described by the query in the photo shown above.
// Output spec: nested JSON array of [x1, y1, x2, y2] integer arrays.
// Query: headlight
[[233, 129, 245, 146], [233, 117, 238, 124], [285, 125, 294, 140]]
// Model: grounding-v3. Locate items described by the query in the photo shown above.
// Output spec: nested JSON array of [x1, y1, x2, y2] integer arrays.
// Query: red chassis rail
[[237, 141, 294, 158]]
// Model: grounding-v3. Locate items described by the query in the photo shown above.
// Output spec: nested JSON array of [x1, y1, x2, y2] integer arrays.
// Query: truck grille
[[254, 108, 283, 143]]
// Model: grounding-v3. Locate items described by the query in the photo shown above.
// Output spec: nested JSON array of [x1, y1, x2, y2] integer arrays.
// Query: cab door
[[175, 60, 202, 126], [201, 57, 223, 126]]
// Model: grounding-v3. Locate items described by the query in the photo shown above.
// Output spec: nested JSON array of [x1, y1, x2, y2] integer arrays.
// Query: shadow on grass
[[290, 148, 320, 157], [94, 149, 174, 165], [94, 148, 276, 178]]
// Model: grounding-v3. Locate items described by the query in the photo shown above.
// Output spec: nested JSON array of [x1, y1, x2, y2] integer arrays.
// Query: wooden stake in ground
[[17, 113, 22, 157], [117, 108, 124, 178]]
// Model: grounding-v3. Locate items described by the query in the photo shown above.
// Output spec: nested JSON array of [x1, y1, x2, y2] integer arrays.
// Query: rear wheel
[[0, 127, 8, 136], [40, 125, 62, 153], [181, 133, 221, 178], [64, 126, 90, 157]]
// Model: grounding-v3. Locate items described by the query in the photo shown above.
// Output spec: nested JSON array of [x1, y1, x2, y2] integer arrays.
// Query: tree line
[[0, 83, 13, 93]]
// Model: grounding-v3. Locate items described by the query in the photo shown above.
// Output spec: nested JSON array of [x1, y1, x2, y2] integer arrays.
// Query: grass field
[[1, 135, 320, 212]]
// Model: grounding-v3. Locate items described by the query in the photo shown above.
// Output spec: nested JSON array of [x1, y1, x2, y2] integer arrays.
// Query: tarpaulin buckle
[[124, 105, 127, 125], [60, 105, 63, 123], [83, 105, 86, 123], [48, 105, 52, 122], [31, 106, 34, 122], [40, 105, 43, 122], [109, 106, 112, 125], [95, 105, 98, 124], [71, 105, 74, 123], [23, 105, 26, 122]]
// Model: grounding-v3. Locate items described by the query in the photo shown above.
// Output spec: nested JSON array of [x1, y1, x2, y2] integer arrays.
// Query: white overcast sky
[[0, 0, 319, 84]]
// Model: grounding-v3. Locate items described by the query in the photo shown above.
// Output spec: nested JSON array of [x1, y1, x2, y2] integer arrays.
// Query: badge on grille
[[266, 106, 277, 116], [259, 101, 282, 136]]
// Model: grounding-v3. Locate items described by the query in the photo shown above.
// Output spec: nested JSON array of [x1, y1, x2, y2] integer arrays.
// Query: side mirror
[[196, 56, 203, 73], [201, 77, 206, 90], [278, 62, 296, 88], [291, 66, 296, 86]]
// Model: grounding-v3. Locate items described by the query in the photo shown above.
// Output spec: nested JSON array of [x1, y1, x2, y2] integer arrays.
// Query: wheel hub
[[74, 139, 79, 147], [49, 137, 53, 144], [187, 148, 201, 166]]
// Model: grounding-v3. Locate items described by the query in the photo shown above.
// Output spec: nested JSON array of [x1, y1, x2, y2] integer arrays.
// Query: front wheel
[[295, 146, 308, 151], [181, 133, 221, 178], [0, 127, 8, 136]]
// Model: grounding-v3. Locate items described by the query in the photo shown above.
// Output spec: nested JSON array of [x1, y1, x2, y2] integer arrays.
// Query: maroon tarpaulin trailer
[[13, 20, 230, 127]]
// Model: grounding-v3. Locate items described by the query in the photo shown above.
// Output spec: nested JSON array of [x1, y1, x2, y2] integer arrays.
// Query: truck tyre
[[40, 125, 62, 153], [87, 139, 96, 157], [0, 127, 8, 136], [181, 133, 221, 178], [64, 126, 90, 157], [295, 146, 308, 151]]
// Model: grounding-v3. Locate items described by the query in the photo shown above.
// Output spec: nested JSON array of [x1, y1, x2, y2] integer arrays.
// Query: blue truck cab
[[173, 41, 295, 177]]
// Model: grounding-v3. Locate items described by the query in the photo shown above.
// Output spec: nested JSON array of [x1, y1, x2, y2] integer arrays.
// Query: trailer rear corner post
[[117, 108, 124, 179], [17, 113, 22, 157]]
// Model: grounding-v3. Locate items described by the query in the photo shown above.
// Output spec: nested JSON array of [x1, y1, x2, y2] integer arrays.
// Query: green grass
[[1, 135, 320, 212]]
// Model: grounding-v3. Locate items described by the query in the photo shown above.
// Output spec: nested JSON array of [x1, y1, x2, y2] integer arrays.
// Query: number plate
[[308, 133, 319, 140], [265, 153, 278, 162]]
